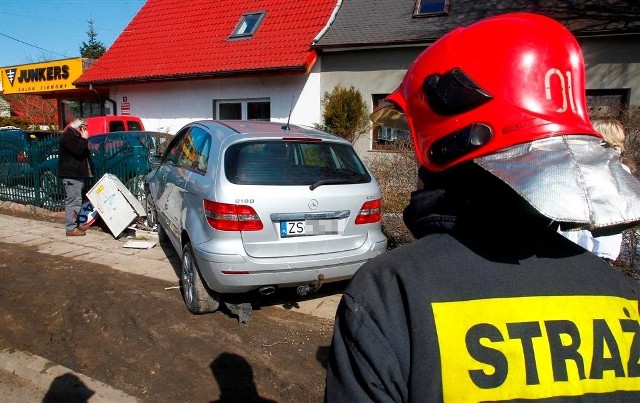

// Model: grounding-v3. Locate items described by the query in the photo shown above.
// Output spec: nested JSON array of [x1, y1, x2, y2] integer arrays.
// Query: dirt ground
[[0, 209, 338, 402]]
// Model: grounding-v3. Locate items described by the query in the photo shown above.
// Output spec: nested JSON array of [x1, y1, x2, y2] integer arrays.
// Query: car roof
[[0, 129, 59, 141], [96, 130, 164, 135], [85, 116, 142, 122], [89, 130, 164, 138], [190, 120, 347, 143], [0, 127, 59, 134]]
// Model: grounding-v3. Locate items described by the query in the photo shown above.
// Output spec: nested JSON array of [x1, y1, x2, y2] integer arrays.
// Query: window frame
[[413, 0, 450, 17], [229, 11, 266, 39], [213, 98, 271, 121]]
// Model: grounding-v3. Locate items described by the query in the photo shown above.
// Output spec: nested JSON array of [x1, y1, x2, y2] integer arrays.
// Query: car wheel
[[145, 189, 157, 227], [145, 190, 168, 242], [39, 170, 63, 207], [125, 175, 146, 202], [181, 243, 220, 314]]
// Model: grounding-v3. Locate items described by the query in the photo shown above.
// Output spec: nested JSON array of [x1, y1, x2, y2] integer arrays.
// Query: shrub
[[317, 85, 369, 143], [0, 116, 29, 129]]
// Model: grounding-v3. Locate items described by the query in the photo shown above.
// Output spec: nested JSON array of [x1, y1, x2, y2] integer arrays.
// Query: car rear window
[[109, 121, 126, 132], [127, 121, 143, 131], [225, 140, 371, 186]]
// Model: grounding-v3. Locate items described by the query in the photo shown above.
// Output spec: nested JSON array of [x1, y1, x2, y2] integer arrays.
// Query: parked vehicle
[[0, 127, 60, 187], [145, 120, 388, 314], [84, 115, 144, 137], [38, 131, 168, 204]]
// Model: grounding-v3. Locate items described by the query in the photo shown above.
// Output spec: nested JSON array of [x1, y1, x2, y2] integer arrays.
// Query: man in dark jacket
[[57, 118, 92, 236], [325, 13, 640, 402]]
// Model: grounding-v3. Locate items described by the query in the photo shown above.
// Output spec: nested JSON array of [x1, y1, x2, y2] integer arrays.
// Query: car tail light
[[355, 199, 382, 224], [17, 151, 28, 163], [204, 200, 263, 231]]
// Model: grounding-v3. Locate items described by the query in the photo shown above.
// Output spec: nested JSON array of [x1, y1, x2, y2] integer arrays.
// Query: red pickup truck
[[85, 115, 145, 137]]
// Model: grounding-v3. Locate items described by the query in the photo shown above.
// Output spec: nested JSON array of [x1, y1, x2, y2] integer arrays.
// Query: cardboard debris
[[123, 240, 157, 249]]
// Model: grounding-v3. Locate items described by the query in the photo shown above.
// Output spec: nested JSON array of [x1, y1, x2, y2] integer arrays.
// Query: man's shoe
[[66, 229, 86, 237], [78, 224, 91, 231]]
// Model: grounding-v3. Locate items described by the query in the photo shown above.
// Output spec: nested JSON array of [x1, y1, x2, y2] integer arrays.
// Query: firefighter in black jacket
[[325, 13, 640, 402]]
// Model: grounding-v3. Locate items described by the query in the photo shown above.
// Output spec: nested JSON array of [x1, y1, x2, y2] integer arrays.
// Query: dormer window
[[413, 0, 449, 16], [230, 11, 266, 39]]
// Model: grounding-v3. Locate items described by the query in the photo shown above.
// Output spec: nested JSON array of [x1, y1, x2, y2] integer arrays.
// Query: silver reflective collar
[[475, 135, 640, 229]]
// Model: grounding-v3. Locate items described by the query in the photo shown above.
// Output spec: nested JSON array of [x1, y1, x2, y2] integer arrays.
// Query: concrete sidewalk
[[0, 208, 341, 320], [0, 210, 179, 283]]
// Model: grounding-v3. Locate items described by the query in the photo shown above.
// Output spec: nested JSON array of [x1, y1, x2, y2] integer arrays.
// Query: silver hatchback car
[[145, 120, 387, 313]]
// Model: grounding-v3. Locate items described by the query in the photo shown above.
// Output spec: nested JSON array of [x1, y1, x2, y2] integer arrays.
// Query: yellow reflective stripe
[[433, 296, 640, 402]]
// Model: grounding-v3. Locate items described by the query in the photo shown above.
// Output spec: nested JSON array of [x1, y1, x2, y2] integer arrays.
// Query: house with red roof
[[75, 0, 339, 133], [74, 0, 639, 157]]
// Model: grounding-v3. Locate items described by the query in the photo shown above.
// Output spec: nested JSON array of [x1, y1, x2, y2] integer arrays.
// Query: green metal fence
[[0, 130, 172, 212]]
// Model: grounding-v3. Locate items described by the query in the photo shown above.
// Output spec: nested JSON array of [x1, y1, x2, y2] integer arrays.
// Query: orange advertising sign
[[2, 57, 85, 94]]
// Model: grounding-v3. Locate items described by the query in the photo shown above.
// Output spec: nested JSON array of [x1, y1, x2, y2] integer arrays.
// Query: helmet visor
[[475, 135, 640, 229]]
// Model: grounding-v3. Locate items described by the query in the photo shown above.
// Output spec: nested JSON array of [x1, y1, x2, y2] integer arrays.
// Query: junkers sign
[[1, 57, 84, 94]]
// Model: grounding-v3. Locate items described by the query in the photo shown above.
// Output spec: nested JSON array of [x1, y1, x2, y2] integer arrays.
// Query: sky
[[0, 0, 145, 67]]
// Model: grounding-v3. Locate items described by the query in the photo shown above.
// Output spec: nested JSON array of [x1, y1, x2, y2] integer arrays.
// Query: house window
[[229, 12, 266, 39], [413, 0, 450, 16], [214, 99, 270, 121], [372, 94, 412, 151], [586, 89, 629, 120], [219, 103, 242, 120]]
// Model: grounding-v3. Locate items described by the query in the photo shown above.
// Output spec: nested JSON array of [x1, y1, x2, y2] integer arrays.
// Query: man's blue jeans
[[63, 178, 84, 231]]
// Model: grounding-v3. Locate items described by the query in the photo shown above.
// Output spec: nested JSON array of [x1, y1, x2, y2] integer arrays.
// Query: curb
[[0, 349, 137, 402]]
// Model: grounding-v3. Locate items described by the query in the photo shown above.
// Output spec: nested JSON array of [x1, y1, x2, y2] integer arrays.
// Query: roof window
[[413, 0, 449, 16], [230, 12, 266, 39]]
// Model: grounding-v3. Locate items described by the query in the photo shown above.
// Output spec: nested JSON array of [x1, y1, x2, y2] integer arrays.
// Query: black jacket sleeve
[[325, 293, 407, 402]]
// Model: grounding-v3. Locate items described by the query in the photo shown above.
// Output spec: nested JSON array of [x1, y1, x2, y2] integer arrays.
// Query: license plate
[[280, 220, 305, 237]]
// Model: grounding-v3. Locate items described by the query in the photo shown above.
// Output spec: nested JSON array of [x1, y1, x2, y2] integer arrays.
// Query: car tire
[[145, 190, 168, 243], [39, 170, 63, 207], [145, 189, 157, 226], [181, 243, 220, 314]]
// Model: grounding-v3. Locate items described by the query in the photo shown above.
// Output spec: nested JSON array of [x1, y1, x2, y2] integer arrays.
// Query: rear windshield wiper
[[309, 178, 359, 191]]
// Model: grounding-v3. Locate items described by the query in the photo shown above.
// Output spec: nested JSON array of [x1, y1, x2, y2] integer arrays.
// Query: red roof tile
[[76, 0, 336, 85]]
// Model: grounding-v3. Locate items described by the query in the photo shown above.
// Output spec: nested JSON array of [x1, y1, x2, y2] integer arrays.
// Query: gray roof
[[313, 0, 640, 49]]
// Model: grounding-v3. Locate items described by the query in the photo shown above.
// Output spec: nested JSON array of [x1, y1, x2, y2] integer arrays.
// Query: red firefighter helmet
[[372, 12, 599, 172]]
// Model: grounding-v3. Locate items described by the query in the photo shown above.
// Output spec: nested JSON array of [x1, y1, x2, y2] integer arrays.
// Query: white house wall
[[107, 61, 322, 134], [580, 36, 640, 106], [320, 48, 422, 155]]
